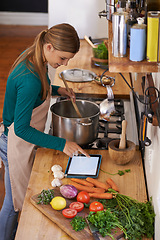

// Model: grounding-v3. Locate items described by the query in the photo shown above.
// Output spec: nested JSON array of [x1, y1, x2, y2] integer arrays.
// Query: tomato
[[69, 202, 84, 212], [77, 191, 90, 204], [89, 201, 104, 212], [50, 196, 66, 210], [62, 208, 77, 218]]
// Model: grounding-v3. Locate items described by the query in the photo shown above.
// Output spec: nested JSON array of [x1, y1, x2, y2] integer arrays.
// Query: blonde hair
[[10, 23, 80, 100]]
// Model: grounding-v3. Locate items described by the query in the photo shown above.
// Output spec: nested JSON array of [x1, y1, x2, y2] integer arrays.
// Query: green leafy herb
[[100, 168, 131, 176], [117, 170, 125, 176], [37, 189, 54, 205], [87, 210, 127, 239], [99, 189, 155, 240], [70, 216, 87, 231], [93, 42, 108, 59], [84, 203, 90, 208]]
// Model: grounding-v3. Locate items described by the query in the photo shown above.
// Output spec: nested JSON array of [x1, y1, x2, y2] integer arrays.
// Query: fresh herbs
[[37, 189, 54, 205], [70, 216, 87, 231], [98, 189, 155, 240], [87, 210, 127, 239], [84, 203, 90, 208], [100, 168, 131, 176], [93, 42, 108, 59]]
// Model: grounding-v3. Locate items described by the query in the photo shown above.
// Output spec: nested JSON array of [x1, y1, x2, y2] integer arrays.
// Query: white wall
[[144, 72, 160, 240], [48, 0, 108, 39], [0, 12, 48, 25]]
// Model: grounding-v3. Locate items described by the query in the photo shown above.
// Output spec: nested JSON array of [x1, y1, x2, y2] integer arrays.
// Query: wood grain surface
[[15, 148, 151, 240], [53, 40, 132, 99]]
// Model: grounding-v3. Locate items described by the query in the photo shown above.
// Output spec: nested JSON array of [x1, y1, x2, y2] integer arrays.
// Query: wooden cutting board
[[30, 188, 124, 240]]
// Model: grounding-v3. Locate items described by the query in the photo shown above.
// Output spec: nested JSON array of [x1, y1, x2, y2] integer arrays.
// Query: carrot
[[106, 178, 120, 192], [71, 178, 94, 187], [71, 182, 105, 193], [86, 177, 110, 191], [89, 192, 113, 199]]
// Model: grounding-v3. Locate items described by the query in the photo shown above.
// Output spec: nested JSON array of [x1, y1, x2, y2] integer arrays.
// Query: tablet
[[65, 154, 102, 179]]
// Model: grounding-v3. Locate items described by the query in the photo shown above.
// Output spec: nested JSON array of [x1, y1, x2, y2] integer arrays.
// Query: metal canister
[[147, 11, 160, 62], [112, 10, 129, 57], [130, 18, 147, 61]]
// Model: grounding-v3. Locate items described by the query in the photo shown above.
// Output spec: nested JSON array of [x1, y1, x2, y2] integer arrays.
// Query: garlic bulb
[[51, 164, 62, 173], [51, 178, 62, 187], [53, 171, 64, 180]]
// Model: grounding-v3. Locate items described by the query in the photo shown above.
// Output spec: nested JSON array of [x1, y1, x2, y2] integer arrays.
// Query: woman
[[0, 23, 89, 240]]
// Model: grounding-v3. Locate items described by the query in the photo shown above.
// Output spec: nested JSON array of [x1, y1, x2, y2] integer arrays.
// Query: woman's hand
[[63, 141, 90, 158], [58, 87, 76, 102]]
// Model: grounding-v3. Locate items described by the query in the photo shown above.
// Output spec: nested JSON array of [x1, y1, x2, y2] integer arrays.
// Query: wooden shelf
[[108, 21, 160, 73]]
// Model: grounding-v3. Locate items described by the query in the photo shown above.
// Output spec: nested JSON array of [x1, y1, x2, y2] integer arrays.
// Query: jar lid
[[132, 17, 146, 29]]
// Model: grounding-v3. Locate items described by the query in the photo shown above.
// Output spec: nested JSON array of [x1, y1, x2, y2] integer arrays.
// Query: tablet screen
[[65, 154, 102, 178]]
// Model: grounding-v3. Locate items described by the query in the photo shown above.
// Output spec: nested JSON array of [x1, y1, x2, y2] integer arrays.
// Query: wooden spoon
[[84, 35, 97, 48], [119, 120, 127, 149], [61, 73, 82, 118]]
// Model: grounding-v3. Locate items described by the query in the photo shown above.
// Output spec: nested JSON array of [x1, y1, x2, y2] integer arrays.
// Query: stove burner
[[96, 137, 116, 149]]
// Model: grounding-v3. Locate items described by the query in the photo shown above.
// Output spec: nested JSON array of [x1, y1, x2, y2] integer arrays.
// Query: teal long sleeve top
[[3, 61, 66, 152]]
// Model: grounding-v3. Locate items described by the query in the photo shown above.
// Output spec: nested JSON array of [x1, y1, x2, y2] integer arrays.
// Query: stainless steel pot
[[50, 99, 100, 146]]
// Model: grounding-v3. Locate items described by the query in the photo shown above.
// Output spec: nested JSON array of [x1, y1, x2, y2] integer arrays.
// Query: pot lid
[[59, 68, 97, 82]]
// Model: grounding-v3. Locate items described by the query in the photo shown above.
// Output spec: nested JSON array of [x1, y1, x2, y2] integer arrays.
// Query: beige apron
[[8, 91, 51, 211]]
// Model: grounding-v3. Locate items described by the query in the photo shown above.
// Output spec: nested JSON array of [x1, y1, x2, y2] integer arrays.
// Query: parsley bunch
[[87, 210, 127, 239], [70, 216, 87, 231], [99, 189, 155, 240]]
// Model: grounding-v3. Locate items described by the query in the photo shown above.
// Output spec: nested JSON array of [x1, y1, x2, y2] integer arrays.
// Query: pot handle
[[78, 119, 92, 126]]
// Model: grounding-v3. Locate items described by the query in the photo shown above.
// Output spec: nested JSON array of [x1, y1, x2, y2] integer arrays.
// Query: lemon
[[50, 196, 66, 210]]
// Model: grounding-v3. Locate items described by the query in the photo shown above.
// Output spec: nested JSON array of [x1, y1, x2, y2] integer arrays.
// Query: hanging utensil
[[100, 86, 115, 120], [61, 73, 82, 118], [99, 70, 115, 120]]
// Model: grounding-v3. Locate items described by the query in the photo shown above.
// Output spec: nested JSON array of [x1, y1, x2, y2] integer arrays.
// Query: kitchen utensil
[[84, 35, 97, 48], [100, 85, 115, 120], [99, 70, 115, 120], [140, 113, 152, 147], [85, 217, 100, 240], [61, 73, 82, 118], [59, 69, 97, 82], [94, 75, 115, 86], [119, 120, 127, 149], [50, 99, 100, 146], [108, 139, 136, 165]]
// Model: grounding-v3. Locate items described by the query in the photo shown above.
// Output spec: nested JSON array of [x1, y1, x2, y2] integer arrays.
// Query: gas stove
[[46, 95, 138, 150], [80, 98, 125, 150]]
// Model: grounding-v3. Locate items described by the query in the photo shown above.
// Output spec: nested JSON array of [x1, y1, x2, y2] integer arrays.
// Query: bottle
[[147, 11, 160, 62], [127, 0, 139, 46], [129, 17, 146, 61], [112, 9, 129, 57], [126, 0, 131, 12], [116, 0, 126, 12]]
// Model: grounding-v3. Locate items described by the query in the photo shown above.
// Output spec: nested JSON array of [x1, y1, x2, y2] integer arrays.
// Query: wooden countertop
[[53, 40, 132, 99], [15, 148, 149, 240]]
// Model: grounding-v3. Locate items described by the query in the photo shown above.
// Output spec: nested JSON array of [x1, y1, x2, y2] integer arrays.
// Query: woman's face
[[43, 43, 75, 68]]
